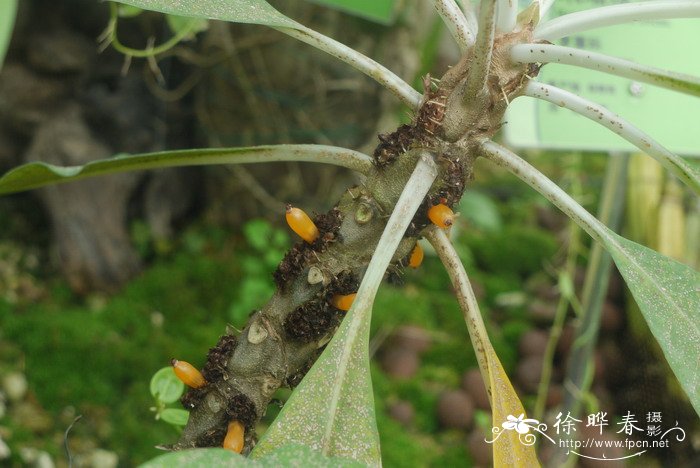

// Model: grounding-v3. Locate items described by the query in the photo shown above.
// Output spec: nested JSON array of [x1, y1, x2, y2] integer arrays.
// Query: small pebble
[[387, 400, 415, 427], [437, 390, 474, 430], [392, 325, 431, 353], [518, 329, 549, 357], [516, 355, 543, 393], [467, 428, 493, 466], [380, 346, 420, 379]]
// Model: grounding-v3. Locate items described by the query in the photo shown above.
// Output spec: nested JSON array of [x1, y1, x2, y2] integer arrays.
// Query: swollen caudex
[[172, 27, 541, 449]]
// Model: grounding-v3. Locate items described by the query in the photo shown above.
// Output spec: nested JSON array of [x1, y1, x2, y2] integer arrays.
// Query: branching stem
[[535, 0, 700, 41], [350, 154, 438, 313], [523, 81, 700, 193], [511, 43, 700, 97]]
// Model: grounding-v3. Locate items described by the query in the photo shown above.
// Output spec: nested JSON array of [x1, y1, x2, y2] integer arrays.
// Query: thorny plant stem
[[348, 154, 438, 313], [496, 0, 518, 33], [277, 25, 422, 109], [511, 43, 700, 98], [523, 81, 700, 194], [426, 226, 492, 395], [462, 0, 498, 103], [535, 0, 700, 41], [431, 0, 476, 52]]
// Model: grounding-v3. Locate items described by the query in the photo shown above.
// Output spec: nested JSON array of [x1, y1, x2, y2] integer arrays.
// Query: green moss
[[432, 437, 473, 467], [465, 226, 558, 278], [0, 241, 237, 464], [377, 414, 437, 467]]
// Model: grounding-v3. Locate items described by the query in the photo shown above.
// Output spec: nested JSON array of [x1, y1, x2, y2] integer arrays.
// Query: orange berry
[[171, 359, 206, 389], [331, 293, 356, 311], [409, 243, 424, 268], [428, 203, 454, 228], [285, 205, 320, 244], [223, 420, 245, 453]]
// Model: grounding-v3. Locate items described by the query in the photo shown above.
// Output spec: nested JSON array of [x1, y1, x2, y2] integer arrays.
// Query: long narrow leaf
[[0, 145, 373, 195], [427, 227, 540, 467], [480, 140, 700, 415], [251, 153, 438, 465], [113, 0, 421, 108]]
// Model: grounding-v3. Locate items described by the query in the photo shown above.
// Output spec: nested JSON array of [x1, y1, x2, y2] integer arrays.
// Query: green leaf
[[114, 0, 299, 28], [480, 141, 700, 416], [140, 445, 363, 467], [606, 233, 700, 414], [307, 0, 397, 25], [0, 0, 17, 71], [140, 448, 245, 467], [150, 367, 185, 404], [0, 145, 372, 195], [161, 408, 190, 426], [258, 445, 365, 467], [111, 0, 422, 108]]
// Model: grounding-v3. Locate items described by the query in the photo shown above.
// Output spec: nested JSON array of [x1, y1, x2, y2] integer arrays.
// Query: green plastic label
[[306, 0, 397, 25], [504, 0, 700, 156]]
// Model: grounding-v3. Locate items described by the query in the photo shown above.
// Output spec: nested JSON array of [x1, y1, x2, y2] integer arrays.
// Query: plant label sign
[[504, 0, 700, 156]]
